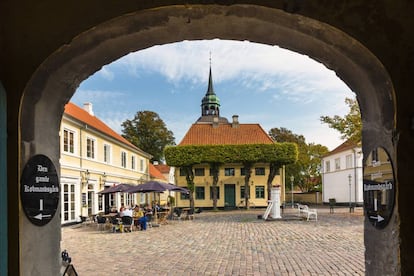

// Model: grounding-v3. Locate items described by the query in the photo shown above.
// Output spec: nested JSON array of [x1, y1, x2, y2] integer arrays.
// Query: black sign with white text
[[363, 147, 395, 229], [21, 154, 59, 226]]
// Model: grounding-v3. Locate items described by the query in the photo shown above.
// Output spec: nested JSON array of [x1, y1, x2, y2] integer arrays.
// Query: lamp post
[[348, 174, 352, 213], [290, 175, 294, 208]]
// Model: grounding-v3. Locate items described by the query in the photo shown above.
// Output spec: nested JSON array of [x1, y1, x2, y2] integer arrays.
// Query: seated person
[[122, 207, 133, 218], [133, 206, 144, 230], [137, 215, 148, 231], [121, 215, 133, 232], [153, 202, 161, 212], [118, 206, 126, 217], [110, 216, 121, 233], [143, 204, 153, 216], [120, 207, 133, 232]]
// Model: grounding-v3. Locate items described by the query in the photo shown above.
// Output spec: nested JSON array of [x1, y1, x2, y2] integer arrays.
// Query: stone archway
[[20, 5, 396, 275]]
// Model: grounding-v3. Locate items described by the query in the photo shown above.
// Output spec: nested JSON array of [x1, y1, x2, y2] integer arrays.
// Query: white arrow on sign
[[34, 213, 52, 220], [370, 215, 384, 222]]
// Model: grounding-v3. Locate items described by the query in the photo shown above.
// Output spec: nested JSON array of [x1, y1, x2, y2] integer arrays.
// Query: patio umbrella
[[125, 181, 189, 194], [98, 183, 134, 194], [125, 181, 189, 225]]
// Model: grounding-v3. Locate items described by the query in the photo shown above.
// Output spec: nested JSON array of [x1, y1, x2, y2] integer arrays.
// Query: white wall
[[322, 146, 363, 204]]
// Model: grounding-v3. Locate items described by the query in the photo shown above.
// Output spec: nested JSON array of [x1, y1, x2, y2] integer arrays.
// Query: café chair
[[121, 216, 133, 232]]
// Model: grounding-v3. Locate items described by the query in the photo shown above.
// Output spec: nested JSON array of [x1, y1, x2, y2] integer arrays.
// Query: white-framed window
[[131, 155, 136, 170], [103, 144, 111, 164], [335, 158, 340, 170], [121, 151, 127, 168], [62, 183, 76, 222], [125, 193, 134, 207], [346, 154, 353, 169], [325, 161, 330, 173], [140, 159, 144, 172], [86, 137, 96, 159], [63, 129, 75, 154]]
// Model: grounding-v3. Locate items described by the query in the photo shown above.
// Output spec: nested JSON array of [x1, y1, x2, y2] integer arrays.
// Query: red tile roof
[[154, 164, 170, 174], [323, 139, 360, 157], [64, 102, 141, 152], [179, 123, 274, 145], [149, 163, 166, 180]]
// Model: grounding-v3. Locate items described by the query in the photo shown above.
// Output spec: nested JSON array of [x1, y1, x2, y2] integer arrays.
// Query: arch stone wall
[[1, 1, 413, 275]]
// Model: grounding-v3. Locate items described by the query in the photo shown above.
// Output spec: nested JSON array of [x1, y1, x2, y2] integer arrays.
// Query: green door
[[224, 184, 236, 208]]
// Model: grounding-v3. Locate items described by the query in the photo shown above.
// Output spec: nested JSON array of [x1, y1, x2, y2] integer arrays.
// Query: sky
[[71, 39, 355, 151]]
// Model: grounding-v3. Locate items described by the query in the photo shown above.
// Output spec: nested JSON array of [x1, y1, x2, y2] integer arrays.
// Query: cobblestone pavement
[[61, 207, 365, 276]]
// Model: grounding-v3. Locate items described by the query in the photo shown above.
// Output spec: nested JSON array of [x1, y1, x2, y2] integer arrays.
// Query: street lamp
[[290, 175, 294, 208], [348, 174, 352, 213]]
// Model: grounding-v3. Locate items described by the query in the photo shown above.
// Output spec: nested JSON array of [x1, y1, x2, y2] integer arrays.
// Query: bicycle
[[237, 199, 256, 209]]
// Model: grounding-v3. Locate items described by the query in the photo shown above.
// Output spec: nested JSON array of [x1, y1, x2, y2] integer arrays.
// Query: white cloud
[[115, 40, 351, 107], [75, 39, 355, 151], [97, 66, 115, 81]]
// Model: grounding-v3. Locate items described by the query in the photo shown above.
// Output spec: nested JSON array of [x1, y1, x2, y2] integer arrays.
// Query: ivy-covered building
[[168, 66, 292, 209]]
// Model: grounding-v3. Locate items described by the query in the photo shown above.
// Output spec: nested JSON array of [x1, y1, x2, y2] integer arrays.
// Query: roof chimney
[[83, 102, 94, 116], [232, 115, 239, 128], [213, 116, 219, 128]]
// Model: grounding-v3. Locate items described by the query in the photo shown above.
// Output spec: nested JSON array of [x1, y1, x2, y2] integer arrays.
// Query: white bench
[[296, 203, 317, 221]]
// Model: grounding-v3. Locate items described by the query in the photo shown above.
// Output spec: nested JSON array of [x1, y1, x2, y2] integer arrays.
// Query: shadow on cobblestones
[[61, 207, 365, 275]]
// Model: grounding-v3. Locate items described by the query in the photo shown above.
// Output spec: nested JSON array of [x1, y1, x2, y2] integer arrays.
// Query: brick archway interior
[[19, 5, 396, 275]]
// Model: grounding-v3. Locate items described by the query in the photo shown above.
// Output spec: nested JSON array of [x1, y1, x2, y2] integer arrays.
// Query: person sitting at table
[[144, 204, 153, 215], [122, 206, 133, 217], [121, 207, 133, 232], [132, 205, 144, 230], [119, 205, 126, 217]]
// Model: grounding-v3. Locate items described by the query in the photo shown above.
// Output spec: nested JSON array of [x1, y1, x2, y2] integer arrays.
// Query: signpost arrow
[[370, 214, 384, 222], [34, 213, 52, 220]]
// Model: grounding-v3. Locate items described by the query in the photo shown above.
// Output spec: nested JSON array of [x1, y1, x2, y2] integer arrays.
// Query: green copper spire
[[201, 63, 220, 116]]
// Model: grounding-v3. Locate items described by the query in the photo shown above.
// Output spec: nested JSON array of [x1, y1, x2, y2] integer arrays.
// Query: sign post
[[20, 154, 59, 226]]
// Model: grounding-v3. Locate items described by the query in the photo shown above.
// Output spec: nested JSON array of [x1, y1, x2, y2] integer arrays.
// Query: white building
[[321, 140, 363, 205]]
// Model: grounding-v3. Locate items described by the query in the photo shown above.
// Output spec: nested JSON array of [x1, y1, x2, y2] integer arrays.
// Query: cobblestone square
[[61, 207, 364, 275]]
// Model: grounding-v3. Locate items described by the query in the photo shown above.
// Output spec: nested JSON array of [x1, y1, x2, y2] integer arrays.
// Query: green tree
[[121, 111, 175, 162], [320, 97, 362, 143], [269, 127, 328, 192]]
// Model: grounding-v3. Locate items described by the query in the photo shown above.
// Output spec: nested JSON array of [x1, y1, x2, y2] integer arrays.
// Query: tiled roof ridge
[[149, 163, 166, 180], [64, 102, 143, 153], [179, 122, 274, 145], [323, 139, 360, 157]]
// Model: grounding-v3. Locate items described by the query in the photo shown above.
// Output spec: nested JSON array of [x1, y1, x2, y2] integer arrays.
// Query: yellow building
[[174, 67, 285, 209], [60, 102, 152, 224]]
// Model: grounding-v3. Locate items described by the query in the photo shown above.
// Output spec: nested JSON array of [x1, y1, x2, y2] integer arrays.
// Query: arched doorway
[[19, 5, 396, 275]]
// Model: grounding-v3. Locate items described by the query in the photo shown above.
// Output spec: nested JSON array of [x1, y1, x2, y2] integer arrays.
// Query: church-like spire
[[201, 57, 220, 117], [206, 66, 215, 96]]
